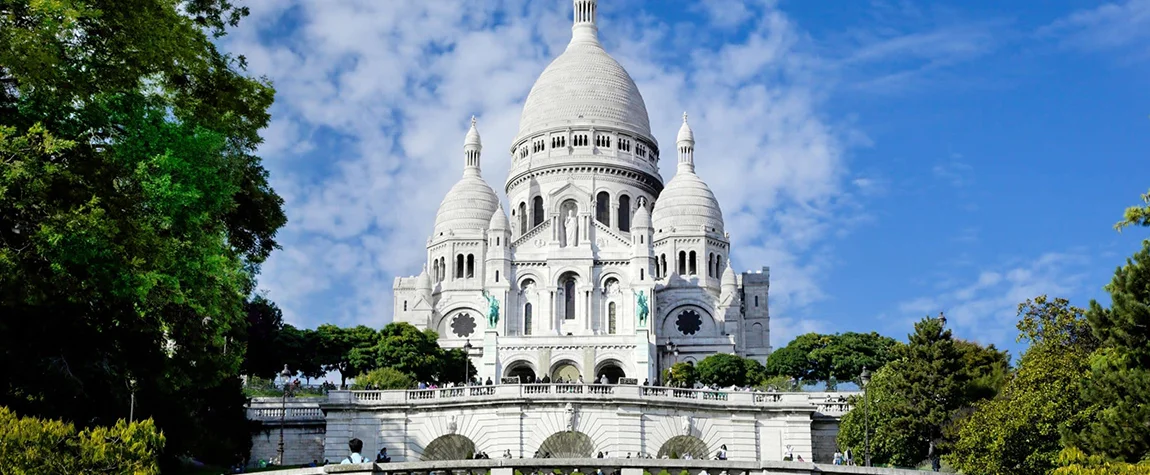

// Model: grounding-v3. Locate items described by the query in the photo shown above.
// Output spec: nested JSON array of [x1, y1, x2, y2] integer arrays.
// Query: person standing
[[341, 438, 366, 464]]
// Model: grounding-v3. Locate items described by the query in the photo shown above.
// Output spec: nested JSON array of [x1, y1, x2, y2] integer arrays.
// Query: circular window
[[676, 310, 702, 335], [451, 313, 476, 338]]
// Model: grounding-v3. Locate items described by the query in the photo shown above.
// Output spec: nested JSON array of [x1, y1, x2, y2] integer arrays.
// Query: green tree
[[766, 332, 899, 384], [663, 362, 698, 388], [0, 406, 164, 474], [438, 348, 475, 384], [1070, 239, 1150, 462], [838, 317, 968, 467], [953, 339, 1010, 404], [315, 324, 378, 387], [241, 295, 285, 379], [697, 353, 766, 387], [0, 0, 283, 467], [949, 296, 1099, 475], [351, 367, 414, 390], [372, 323, 445, 382], [1114, 189, 1150, 231]]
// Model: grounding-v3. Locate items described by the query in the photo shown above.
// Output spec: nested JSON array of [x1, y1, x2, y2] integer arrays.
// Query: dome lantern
[[464, 116, 482, 175], [677, 111, 695, 172]]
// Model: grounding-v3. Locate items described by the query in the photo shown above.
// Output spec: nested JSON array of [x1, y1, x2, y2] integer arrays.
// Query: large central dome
[[514, 6, 652, 144]]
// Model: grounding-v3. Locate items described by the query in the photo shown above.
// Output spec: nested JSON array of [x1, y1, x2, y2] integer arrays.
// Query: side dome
[[433, 176, 500, 237], [515, 19, 652, 143], [652, 172, 724, 236]]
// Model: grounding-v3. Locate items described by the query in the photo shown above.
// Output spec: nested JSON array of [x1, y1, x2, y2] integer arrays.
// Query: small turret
[[677, 112, 694, 172], [464, 116, 482, 175]]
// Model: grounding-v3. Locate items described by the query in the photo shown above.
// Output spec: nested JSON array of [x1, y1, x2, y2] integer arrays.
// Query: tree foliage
[[351, 367, 414, 390], [949, 296, 1099, 475], [1114, 189, 1150, 231], [837, 316, 1002, 468], [663, 362, 698, 388], [696, 353, 766, 387], [1070, 239, 1150, 462], [0, 0, 284, 466], [0, 406, 164, 474], [765, 332, 900, 384]]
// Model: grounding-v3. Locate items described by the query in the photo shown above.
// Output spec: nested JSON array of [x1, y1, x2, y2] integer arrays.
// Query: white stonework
[[391, 0, 772, 387]]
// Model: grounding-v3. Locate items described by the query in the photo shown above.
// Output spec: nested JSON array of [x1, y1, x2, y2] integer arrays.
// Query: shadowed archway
[[657, 435, 709, 460], [421, 434, 476, 461], [537, 431, 594, 458]]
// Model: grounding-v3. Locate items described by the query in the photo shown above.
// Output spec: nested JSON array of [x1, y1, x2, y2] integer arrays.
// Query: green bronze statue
[[635, 290, 649, 327], [482, 290, 500, 328]]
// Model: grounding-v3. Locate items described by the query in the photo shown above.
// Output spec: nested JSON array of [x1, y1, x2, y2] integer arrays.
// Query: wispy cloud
[[893, 251, 1093, 351], [933, 155, 974, 188], [1039, 0, 1150, 60]]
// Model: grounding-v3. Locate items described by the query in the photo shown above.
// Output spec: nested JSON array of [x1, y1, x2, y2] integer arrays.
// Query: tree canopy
[[696, 353, 766, 387], [765, 331, 900, 384], [0, 0, 283, 467]]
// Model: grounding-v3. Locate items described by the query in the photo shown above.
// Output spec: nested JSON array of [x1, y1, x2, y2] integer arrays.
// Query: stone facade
[[249, 388, 855, 466], [391, 0, 772, 386]]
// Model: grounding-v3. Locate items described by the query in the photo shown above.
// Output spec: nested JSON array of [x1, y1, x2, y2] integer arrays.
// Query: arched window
[[518, 202, 527, 235], [403, 301, 408, 311], [708, 253, 714, 277], [596, 191, 610, 225], [532, 196, 544, 228], [456, 255, 464, 278], [608, 302, 617, 334], [755, 296, 759, 307], [524, 303, 533, 336], [716, 256, 723, 276], [466, 254, 475, 278], [563, 276, 576, 320], [618, 195, 631, 232], [640, 269, 644, 281], [660, 254, 667, 278], [440, 258, 446, 282], [495, 270, 500, 282], [678, 251, 686, 275], [689, 251, 697, 275]]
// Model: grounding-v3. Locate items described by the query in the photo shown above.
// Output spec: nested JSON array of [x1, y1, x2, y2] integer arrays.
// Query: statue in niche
[[635, 290, 649, 328], [447, 415, 458, 434], [565, 402, 577, 432], [564, 210, 578, 247], [482, 290, 500, 328]]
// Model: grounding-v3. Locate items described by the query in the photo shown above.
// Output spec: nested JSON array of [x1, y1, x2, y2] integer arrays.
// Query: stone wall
[[250, 423, 327, 466]]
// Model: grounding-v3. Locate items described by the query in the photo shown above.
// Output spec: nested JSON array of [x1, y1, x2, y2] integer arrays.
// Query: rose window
[[451, 313, 476, 338], [676, 310, 702, 335]]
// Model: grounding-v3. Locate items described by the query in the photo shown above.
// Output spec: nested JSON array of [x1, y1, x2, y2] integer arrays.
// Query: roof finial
[[683, 111, 688, 123], [471, 115, 477, 127]]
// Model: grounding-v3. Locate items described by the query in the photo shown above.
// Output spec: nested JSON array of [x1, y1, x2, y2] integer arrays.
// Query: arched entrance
[[421, 434, 476, 460], [550, 361, 581, 382], [595, 360, 626, 384], [537, 431, 594, 458], [505, 360, 537, 383], [657, 435, 709, 459]]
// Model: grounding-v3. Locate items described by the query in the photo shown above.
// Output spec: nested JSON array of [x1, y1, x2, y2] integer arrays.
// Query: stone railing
[[253, 458, 919, 475], [326, 385, 855, 412], [247, 398, 326, 422]]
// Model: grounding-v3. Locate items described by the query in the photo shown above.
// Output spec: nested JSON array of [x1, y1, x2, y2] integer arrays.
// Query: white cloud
[[224, 0, 872, 339], [893, 251, 1092, 350], [1039, 0, 1150, 59]]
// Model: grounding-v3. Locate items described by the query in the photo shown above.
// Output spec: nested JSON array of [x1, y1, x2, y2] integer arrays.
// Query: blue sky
[[222, 0, 1150, 359]]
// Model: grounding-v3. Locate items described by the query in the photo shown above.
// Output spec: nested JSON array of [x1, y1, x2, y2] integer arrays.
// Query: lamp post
[[128, 378, 136, 422], [277, 364, 292, 466], [462, 339, 473, 384], [860, 366, 872, 467]]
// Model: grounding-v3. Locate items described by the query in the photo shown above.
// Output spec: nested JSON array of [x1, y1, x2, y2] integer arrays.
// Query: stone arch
[[595, 359, 626, 383], [504, 359, 538, 383], [537, 431, 595, 458], [532, 196, 545, 227], [557, 270, 580, 321], [618, 194, 631, 232], [422, 434, 476, 461], [657, 435, 708, 460], [435, 307, 482, 339], [549, 359, 582, 382], [595, 191, 610, 225]]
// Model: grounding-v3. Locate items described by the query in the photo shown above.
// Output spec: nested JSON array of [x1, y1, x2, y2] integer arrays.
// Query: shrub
[[351, 367, 414, 390], [0, 406, 164, 474]]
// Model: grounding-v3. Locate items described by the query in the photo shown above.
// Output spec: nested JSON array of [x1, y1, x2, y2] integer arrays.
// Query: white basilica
[[392, 0, 772, 385]]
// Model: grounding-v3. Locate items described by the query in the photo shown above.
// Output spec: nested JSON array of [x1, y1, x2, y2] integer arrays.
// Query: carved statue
[[682, 415, 692, 436], [606, 280, 620, 296], [565, 402, 577, 432], [447, 415, 458, 434], [635, 290, 649, 327], [564, 210, 578, 247], [482, 290, 500, 328]]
